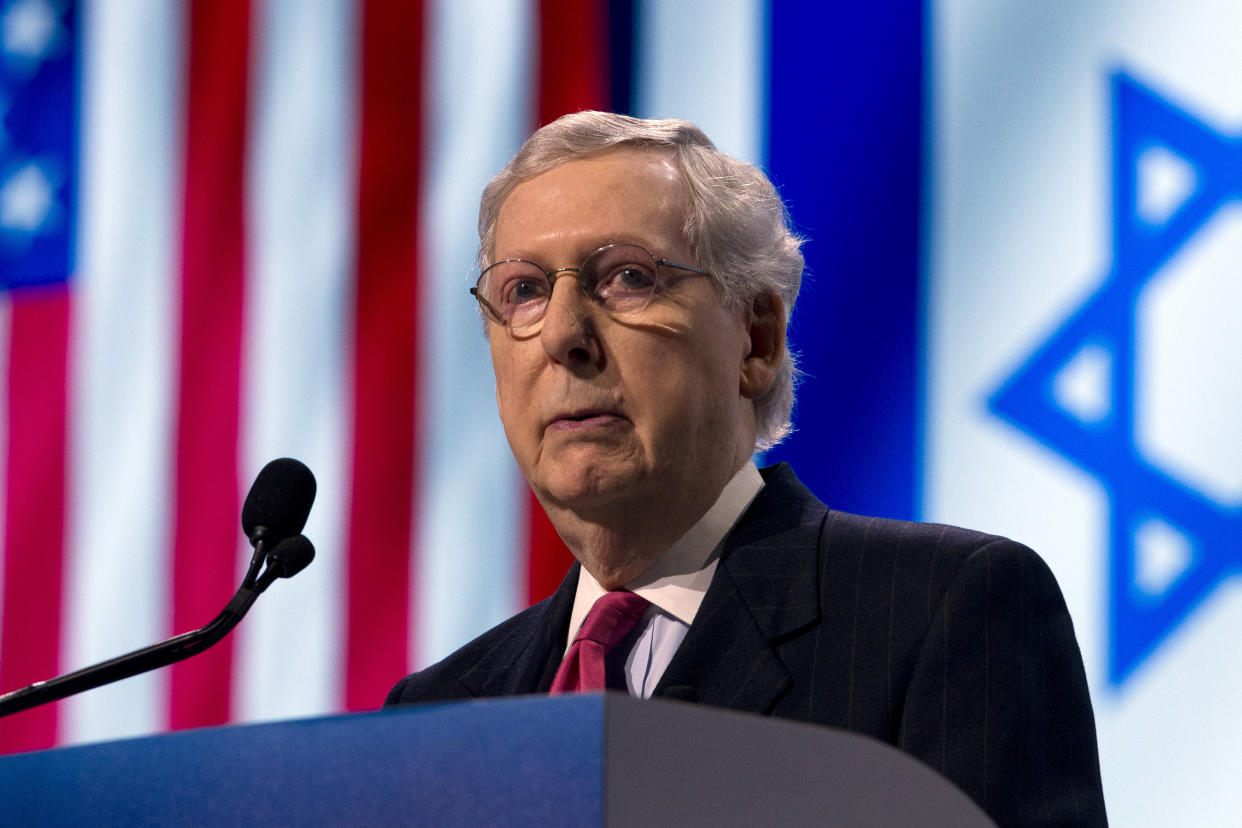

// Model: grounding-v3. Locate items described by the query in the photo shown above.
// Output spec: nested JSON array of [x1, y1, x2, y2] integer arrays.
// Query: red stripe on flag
[[169, 0, 251, 730], [523, 0, 611, 604], [537, 0, 610, 127], [0, 287, 71, 754], [345, 0, 423, 711]]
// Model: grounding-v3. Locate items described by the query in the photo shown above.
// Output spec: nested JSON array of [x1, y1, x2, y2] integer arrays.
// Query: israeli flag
[[927, 2, 1242, 823]]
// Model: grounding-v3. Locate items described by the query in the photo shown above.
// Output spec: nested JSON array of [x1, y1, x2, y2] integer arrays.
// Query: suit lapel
[[463, 465, 825, 708], [460, 563, 580, 697], [654, 464, 824, 713]]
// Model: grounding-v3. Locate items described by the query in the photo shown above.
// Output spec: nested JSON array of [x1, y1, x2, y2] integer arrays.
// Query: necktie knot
[[573, 590, 650, 649], [551, 590, 650, 694]]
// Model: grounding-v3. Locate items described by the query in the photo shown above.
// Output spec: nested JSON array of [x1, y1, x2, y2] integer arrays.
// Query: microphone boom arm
[[0, 538, 292, 719]]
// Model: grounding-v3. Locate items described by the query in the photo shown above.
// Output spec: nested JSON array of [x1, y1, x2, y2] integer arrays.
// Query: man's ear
[[740, 292, 785, 400]]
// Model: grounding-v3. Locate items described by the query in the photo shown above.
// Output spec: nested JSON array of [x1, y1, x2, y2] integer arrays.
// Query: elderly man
[[387, 112, 1107, 826]]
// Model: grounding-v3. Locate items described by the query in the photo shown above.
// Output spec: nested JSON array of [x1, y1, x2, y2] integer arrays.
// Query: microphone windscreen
[[241, 458, 317, 540], [266, 534, 316, 578]]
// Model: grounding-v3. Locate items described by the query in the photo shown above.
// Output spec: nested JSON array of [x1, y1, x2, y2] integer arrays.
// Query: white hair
[[478, 111, 805, 450]]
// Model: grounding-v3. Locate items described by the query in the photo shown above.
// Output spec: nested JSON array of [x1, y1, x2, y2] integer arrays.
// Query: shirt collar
[[567, 461, 765, 646]]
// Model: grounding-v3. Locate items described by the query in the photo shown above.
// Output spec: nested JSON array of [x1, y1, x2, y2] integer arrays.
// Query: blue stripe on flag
[[608, 0, 635, 115], [764, 0, 924, 521]]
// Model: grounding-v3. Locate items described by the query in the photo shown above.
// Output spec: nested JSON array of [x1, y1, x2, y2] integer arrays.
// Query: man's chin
[[533, 464, 643, 516]]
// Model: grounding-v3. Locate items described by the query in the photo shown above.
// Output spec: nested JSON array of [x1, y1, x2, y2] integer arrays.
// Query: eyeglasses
[[470, 243, 710, 331]]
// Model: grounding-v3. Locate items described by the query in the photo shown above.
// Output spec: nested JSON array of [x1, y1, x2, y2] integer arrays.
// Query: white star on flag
[[0, 161, 54, 233], [2, 0, 59, 61]]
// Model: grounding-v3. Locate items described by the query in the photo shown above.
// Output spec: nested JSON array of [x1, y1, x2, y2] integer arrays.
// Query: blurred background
[[1, 0, 1237, 822]]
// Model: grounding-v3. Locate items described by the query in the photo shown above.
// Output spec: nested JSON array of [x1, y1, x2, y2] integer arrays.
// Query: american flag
[[1, 0, 836, 754]]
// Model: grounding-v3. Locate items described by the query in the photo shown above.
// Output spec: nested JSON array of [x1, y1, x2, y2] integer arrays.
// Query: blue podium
[[0, 693, 994, 826]]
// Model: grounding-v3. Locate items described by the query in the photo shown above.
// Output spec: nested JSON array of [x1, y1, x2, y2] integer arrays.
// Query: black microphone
[[240, 458, 316, 589], [242, 457, 316, 546], [259, 534, 316, 582], [0, 461, 318, 720]]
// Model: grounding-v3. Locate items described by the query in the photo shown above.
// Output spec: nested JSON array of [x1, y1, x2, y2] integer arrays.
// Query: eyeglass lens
[[479, 244, 659, 328]]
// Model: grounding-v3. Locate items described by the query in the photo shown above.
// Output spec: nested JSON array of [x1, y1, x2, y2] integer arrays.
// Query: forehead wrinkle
[[492, 150, 693, 265]]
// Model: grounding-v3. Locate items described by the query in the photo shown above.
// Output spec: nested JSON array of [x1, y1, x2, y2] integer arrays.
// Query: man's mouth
[[547, 410, 627, 431]]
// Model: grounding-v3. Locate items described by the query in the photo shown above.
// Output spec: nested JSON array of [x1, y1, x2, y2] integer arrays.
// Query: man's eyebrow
[[496, 236, 672, 264]]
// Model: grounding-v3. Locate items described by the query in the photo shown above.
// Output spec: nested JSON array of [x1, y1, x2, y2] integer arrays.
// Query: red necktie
[[550, 590, 651, 693]]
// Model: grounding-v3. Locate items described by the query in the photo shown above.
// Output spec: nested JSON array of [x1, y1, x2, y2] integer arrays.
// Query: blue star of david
[[989, 71, 1242, 688]]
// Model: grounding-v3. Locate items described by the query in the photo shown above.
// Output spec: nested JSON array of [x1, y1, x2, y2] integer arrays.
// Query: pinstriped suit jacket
[[386, 464, 1107, 826]]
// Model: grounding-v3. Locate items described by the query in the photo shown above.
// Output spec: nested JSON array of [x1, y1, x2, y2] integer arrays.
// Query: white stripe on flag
[[235, 0, 358, 722], [634, 0, 766, 165], [415, 0, 535, 667], [63, 0, 185, 745]]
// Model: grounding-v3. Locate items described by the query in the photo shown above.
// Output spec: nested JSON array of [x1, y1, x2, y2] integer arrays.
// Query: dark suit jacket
[[387, 464, 1107, 826]]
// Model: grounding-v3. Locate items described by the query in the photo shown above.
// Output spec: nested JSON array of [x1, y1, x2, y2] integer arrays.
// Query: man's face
[[488, 149, 756, 524]]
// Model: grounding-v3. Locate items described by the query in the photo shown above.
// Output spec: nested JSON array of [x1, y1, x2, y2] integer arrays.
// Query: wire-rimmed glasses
[[470, 243, 710, 332]]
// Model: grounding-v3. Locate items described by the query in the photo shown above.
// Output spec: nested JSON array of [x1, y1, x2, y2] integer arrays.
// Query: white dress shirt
[[565, 461, 765, 697]]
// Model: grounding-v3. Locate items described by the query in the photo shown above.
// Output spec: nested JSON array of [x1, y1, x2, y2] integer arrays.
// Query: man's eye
[[503, 278, 548, 306], [597, 265, 655, 295]]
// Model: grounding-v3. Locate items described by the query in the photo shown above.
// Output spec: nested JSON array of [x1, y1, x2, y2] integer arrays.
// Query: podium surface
[[0, 693, 994, 826]]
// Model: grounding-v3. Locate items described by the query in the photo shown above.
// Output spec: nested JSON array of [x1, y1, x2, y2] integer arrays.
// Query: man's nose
[[540, 274, 600, 368]]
